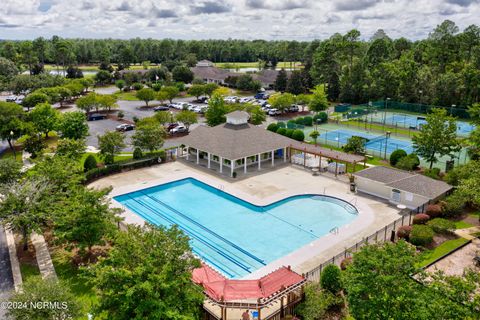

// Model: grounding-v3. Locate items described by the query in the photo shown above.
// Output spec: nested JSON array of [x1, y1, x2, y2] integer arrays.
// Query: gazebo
[[177, 111, 293, 177]]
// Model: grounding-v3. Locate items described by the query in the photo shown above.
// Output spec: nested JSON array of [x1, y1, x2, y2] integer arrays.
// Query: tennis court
[[318, 128, 414, 155]]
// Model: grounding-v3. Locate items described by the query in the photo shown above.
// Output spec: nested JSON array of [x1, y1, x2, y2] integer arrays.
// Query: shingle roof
[[176, 123, 294, 160], [191, 66, 234, 81], [354, 166, 452, 199], [252, 69, 292, 86]]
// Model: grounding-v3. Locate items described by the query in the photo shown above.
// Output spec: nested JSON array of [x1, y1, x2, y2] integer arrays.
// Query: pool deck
[[90, 161, 402, 278]]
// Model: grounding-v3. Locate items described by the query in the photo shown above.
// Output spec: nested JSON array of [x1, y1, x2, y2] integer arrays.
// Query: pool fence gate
[[304, 204, 424, 283]]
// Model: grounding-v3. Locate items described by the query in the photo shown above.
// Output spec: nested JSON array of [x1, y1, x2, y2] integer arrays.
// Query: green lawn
[[455, 220, 474, 229], [113, 91, 140, 101], [417, 237, 470, 267], [214, 61, 302, 69], [51, 250, 97, 319], [0, 148, 23, 163], [20, 262, 41, 282]]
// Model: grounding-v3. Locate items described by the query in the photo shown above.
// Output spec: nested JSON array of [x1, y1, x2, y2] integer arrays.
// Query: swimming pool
[[114, 178, 358, 279], [318, 128, 414, 155]]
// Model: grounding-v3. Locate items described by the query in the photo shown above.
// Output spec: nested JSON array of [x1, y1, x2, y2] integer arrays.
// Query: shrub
[[133, 147, 143, 160], [292, 129, 305, 142], [287, 120, 296, 129], [407, 154, 420, 169], [276, 128, 287, 136], [340, 257, 352, 270], [313, 112, 328, 124], [277, 121, 286, 128], [389, 149, 407, 166], [232, 171, 237, 178], [397, 225, 412, 240], [267, 123, 278, 132], [320, 264, 343, 294], [117, 111, 124, 119], [412, 213, 430, 225], [103, 154, 114, 165], [132, 82, 143, 91], [295, 117, 304, 125], [303, 116, 313, 126], [83, 154, 97, 172], [441, 195, 465, 217], [285, 129, 294, 138], [132, 116, 139, 123], [395, 153, 420, 171], [427, 218, 455, 234], [424, 167, 441, 180], [410, 225, 434, 246], [426, 204, 443, 218]]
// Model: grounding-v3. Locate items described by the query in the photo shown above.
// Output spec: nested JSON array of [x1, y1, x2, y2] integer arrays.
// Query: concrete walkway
[[31, 233, 57, 280], [0, 225, 14, 318], [455, 226, 480, 240]]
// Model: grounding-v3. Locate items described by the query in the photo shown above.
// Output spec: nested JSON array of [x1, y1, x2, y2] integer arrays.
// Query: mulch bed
[[426, 233, 457, 250]]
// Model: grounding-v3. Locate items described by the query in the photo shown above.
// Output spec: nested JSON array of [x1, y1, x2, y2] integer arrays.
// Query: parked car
[[239, 97, 252, 103], [193, 105, 207, 113], [87, 113, 107, 121], [169, 102, 183, 110], [262, 104, 272, 111], [268, 108, 280, 116], [197, 96, 208, 103], [6, 95, 17, 102], [166, 123, 179, 131], [154, 105, 169, 111], [170, 125, 188, 134], [288, 105, 299, 113], [254, 92, 269, 100], [116, 123, 135, 132]]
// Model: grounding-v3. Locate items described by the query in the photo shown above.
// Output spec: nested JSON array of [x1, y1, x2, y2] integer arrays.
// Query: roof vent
[[226, 111, 250, 125]]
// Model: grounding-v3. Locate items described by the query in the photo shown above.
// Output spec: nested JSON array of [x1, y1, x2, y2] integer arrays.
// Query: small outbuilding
[[353, 166, 452, 209]]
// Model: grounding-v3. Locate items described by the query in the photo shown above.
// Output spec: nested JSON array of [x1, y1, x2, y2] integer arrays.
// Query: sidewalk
[[30, 233, 57, 280]]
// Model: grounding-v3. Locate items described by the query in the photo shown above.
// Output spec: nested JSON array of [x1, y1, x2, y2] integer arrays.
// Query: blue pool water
[[385, 114, 475, 136], [114, 178, 358, 279], [319, 129, 414, 155]]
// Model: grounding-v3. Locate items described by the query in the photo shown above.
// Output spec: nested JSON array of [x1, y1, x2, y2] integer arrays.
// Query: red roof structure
[[192, 264, 305, 303]]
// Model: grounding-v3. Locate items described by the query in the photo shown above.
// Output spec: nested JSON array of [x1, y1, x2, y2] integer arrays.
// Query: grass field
[[20, 262, 41, 282], [455, 220, 474, 229], [418, 237, 470, 267], [112, 90, 140, 101], [214, 61, 302, 69]]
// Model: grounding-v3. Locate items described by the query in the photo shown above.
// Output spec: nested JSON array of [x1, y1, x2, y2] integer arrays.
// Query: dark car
[[154, 105, 169, 111], [166, 123, 179, 131], [87, 113, 107, 121], [254, 92, 269, 100], [116, 124, 135, 132]]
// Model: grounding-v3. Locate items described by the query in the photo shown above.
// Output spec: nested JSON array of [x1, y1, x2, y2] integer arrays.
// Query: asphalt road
[[0, 225, 14, 319]]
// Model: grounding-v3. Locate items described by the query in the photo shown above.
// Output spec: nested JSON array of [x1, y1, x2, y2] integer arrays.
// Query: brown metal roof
[[177, 123, 294, 160], [290, 142, 365, 164]]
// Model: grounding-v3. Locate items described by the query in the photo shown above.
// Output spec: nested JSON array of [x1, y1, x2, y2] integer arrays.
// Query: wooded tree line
[[1, 20, 479, 108]]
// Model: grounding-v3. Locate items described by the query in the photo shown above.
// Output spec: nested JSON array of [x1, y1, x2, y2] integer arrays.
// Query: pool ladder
[[218, 184, 225, 191], [330, 226, 339, 235]]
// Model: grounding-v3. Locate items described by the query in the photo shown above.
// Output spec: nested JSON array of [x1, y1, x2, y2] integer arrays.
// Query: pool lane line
[[126, 195, 257, 273], [138, 191, 266, 265]]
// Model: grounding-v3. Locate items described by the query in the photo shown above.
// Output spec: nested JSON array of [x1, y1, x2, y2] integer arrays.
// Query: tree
[[246, 105, 266, 125], [91, 224, 203, 320], [295, 93, 312, 112], [0, 57, 19, 79], [97, 94, 118, 112], [160, 86, 179, 103], [412, 108, 461, 169], [205, 93, 229, 126], [175, 110, 198, 130], [309, 85, 329, 112], [23, 134, 46, 158], [309, 130, 320, 145], [0, 159, 22, 184], [204, 83, 219, 97], [7, 277, 81, 320], [53, 186, 119, 258], [0, 102, 26, 158], [95, 70, 112, 85], [274, 68, 288, 92], [23, 92, 50, 111], [132, 123, 166, 153], [115, 79, 126, 91], [343, 136, 367, 154], [29, 103, 60, 138], [58, 111, 89, 140], [156, 90, 169, 105], [188, 84, 205, 100], [154, 111, 174, 126], [0, 178, 50, 250], [55, 138, 86, 160], [268, 93, 294, 113], [136, 88, 156, 107], [286, 70, 305, 95], [76, 92, 98, 114], [320, 264, 343, 294], [98, 131, 126, 163], [84, 154, 98, 172], [172, 64, 194, 83], [296, 282, 337, 320]]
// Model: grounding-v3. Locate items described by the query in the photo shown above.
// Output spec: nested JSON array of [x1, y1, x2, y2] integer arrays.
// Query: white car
[[239, 97, 251, 103], [193, 106, 206, 113], [268, 108, 280, 116], [6, 95, 17, 102], [262, 104, 272, 111], [170, 125, 188, 134]]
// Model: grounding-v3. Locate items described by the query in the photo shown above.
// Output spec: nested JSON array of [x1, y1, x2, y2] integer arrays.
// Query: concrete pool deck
[[89, 161, 402, 278]]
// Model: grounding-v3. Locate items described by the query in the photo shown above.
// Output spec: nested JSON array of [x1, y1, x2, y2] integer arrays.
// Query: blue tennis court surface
[[319, 129, 414, 155], [385, 114, 475, 136]]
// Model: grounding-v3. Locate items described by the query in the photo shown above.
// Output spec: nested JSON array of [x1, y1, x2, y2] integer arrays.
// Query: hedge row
[[85, 157, 161, 183]]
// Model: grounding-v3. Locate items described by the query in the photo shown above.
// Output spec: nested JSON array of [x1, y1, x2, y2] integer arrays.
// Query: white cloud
[[0, 0, 479, 40]]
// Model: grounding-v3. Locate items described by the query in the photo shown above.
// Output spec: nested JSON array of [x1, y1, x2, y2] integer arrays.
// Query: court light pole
[[383, 97, 391, 131], [384, 131, 391, 160], [451, 104, 456, 116]]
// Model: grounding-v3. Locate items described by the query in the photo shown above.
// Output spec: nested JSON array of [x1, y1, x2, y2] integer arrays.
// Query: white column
[[271, 150, 275, 167], [258, 153, 261, 171], [244, 157, 247, 174], [196, 149, 200, 164], [283, 147, 287, 162], [220, 157, 223, 173], [231, 160, 235, 177], [207, 152, 211, 169], [186, 147, 189, 160]]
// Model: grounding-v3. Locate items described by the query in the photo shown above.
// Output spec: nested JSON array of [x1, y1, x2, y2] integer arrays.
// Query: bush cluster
[[313, 112, 328, 124], [426, 204, 443, 218], [320, 264, 343, 294], [427, 218, 455, 234], [83, 154, 98, 172], [441, 196, 465, 217], [412, 213, 430, 225], [397, 225, 412, 240], [85, 157, 159, 183], [292, 129, 305, 142], [409, 225, 434, 246], [389, 149, 407, 166], [424, 167, 441, 180], [267, 123, 278, 132]]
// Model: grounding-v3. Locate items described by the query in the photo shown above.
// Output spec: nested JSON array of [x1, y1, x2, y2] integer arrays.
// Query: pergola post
[[231, 160, 235, 177], [207, 152, 211, 169], [258, 153, 261, 171], [283, 147, 287, 162], [271, 150, 274, 167], [196, 149, 200, 164], [244, 157, 247, 174], [186, 147, 189, 160], [220, 157, 223, 173]]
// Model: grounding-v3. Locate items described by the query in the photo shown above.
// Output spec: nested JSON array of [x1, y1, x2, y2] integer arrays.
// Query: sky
[[0, 0, 479, 40]]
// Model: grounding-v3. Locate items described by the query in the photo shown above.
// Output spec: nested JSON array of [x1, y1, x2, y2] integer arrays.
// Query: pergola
[[177, 111, 294, 177]]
